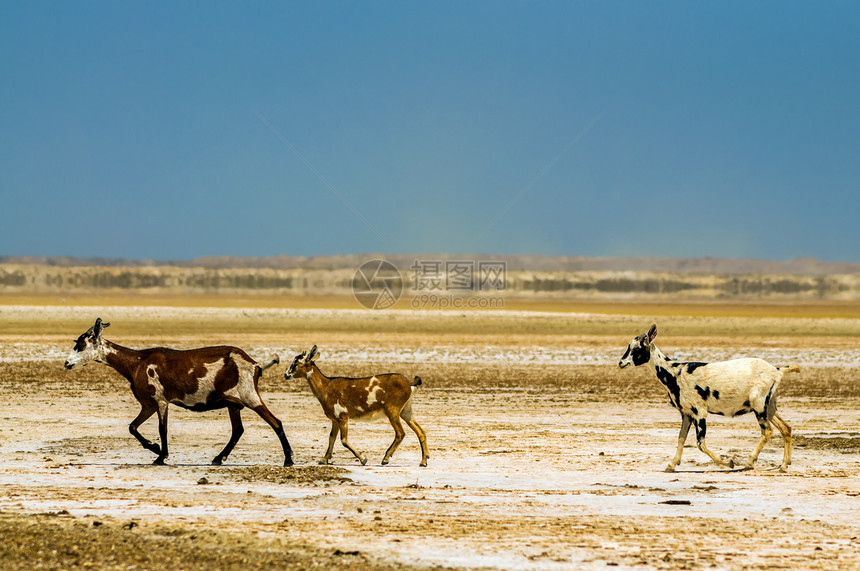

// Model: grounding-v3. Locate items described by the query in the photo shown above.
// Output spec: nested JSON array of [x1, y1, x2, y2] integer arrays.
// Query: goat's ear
[[647, 323, 658, 342], [307, 345, 318, 362]]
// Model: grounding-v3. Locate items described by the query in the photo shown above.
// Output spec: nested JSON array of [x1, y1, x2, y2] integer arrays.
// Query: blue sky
[[2, 2, 859, 262]]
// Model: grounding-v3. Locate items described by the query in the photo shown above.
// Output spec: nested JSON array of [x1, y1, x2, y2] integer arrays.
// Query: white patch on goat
[[177, 359, 224, 406], [146, 364, 166, 402], [232, 354, 263, 408], [66, 337, 108, 369], [366, 376, 382, 408], [333, 401, 348, 419], [101, 344, 115, 360], [64, 348, 86, 369]]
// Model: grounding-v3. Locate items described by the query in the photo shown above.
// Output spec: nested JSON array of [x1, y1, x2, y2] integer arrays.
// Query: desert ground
[[0, 297, 858, 569]]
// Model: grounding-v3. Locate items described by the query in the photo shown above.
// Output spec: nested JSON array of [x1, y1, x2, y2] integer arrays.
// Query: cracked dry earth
[[0, 305, 859, 569]]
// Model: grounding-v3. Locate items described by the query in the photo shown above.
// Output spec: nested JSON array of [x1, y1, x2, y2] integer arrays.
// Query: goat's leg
[[771, 412, 792, 472], [381, 407, 406, 466], [212, 406, 244, 466], [250, 403, 294, 466], [337, 418, 367, 466], [694, 417, 734, 469], [400, 402, 429, 467], [129, 403, 161, 456], [153, 403, 169, 466], [746, 411, 775, 470], [320, 419, 340, 465], [666, 414, 692, 472]]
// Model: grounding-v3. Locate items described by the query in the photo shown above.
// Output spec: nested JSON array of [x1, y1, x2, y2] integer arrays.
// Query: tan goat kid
[[286, 346, 429, 467]]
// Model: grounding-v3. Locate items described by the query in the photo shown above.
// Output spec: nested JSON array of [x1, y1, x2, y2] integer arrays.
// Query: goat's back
[[680, 357, 785, 416], [140, 345, 252, 360], [321, 373, 415, 418], [134, 345, 258, 401]]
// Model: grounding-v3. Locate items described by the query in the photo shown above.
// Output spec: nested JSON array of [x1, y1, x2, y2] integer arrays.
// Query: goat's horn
[[93, 317, 110, 337]]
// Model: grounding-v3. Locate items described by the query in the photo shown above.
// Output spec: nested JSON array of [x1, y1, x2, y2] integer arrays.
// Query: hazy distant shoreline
[[2, 254, 860, 275], [3, 255, 860, 301]]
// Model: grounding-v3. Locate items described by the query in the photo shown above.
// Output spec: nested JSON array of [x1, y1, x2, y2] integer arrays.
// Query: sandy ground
[[0, 305, 859, 569]]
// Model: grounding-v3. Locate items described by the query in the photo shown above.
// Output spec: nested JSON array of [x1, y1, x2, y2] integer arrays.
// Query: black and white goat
[[64, 318, 293, 466], [285, 346, 429, 467], [619, 323, 797, 472]]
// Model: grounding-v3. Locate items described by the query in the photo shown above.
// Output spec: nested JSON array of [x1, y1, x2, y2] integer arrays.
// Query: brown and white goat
[[619, 323, 796, 472], [285, 346, 429, 467], [64, 318, 293, 466]]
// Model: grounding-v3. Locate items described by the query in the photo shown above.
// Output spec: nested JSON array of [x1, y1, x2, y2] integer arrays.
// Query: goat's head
[[618, 323, 657, 369], [65, 318, 110, 370], [284, 345, 319, 380]]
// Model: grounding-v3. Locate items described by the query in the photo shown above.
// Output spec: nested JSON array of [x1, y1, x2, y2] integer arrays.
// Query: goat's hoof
[[419, 461, 428, 467], [211, 458, 224, 466], [152, 458, 166, 466], [726, 458, 735, 469], [779, 466, 788, 473], [381, 459, 390, 466], [664, 465, 676, 473], [741, 464, 754, 471], [360, 457, 368, 466], [318, 459, 330, 465], [283, 459, 294, 467]]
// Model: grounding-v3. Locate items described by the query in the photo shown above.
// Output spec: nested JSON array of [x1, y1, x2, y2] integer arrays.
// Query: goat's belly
[[170, 385, 235, 409], [174, 400, 233, 412], [708, 396, 754, 417], [352, 409, 386, 422]]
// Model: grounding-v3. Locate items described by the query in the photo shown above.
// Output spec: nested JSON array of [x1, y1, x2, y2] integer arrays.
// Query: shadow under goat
[[286, 346, 429, 467], [619, 323, 797, 473], [64, 318, 293, 466]]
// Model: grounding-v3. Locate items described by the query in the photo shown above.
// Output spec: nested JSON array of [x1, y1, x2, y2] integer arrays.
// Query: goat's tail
[[412, 375, 423, 388], [259, 355, 280, 371], [779, 364, 801, 375]]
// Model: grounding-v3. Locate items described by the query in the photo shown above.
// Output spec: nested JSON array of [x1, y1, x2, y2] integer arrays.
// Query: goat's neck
[[101, 339, 145, 382], [647, 344, 673, 373], [304, 364, 330, 399]]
